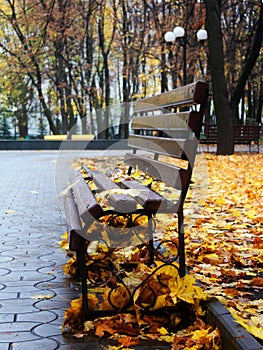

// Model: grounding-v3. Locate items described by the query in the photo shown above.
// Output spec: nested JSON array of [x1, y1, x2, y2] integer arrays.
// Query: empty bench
[[201, 124, 261, 152], [64, 81, 209, 321]]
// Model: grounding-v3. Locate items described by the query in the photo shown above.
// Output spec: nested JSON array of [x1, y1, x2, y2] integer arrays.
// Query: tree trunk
[[205, 0, 234, 155], [230, 4, 263, 115], [120, 0, 130, 139]]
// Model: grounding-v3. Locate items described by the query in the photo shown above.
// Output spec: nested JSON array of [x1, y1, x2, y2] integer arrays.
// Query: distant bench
[[44, 134, 94, 141], [200, 124, 261, 152]]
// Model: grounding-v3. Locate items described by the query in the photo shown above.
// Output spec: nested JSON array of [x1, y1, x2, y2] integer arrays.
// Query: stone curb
[[206, 299, 263, 350]]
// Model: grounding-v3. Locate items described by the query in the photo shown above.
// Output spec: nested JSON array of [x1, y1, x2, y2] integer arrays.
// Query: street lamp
[[164, 26, 208, 85]]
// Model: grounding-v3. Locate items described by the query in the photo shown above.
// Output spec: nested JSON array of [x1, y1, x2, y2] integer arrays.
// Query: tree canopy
[[0, 0, 262, 153]]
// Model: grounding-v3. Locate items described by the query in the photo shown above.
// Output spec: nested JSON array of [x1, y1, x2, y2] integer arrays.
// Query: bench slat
[[92, 170, 137, 213], [131, 111, 203, 137], [134, 81, 208, 112], [72, 176, 103, 221], [120, 179, 173, 212], [128, 135, 197, 163], [64, 190, 83, 250], [124, 153, 189, 190]]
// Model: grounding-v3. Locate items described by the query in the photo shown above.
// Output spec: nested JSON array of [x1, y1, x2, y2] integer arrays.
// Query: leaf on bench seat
[[96, 188, 142, 200], [96, 188, 141, 212], [91, 170, 138, 213]]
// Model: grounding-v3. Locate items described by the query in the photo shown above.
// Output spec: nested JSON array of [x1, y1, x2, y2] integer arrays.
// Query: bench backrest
[[234, 125, 261, 140], [204, 124, 261, 140], [124, 81, 208, 206]]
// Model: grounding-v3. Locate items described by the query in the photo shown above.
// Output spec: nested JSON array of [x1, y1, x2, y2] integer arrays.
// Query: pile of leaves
[[60, 152, 263, 348], [61, 234, 221, 349]]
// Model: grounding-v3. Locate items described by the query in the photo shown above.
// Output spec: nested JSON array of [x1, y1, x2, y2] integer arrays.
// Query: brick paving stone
[[10, 338, 59, 350], [0, 314, 15, 322], [0, 299, 38, 314], [18, 289, 56, 299], [33, 323, 62, 338], [16, 311, 58, 323], [0, 331, 41, 343], [34, 299, 70, 311], [0, 322, 41, 333]]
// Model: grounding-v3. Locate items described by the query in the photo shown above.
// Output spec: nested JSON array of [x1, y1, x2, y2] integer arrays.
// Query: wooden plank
[[64, 189, 83, 233], [134, 81, 208, 112], [128, 135, 183, 157], [93, 170, 137, 213], [72, 175, 103, 221], [128, 135, 197, 162], [124, 153, 189, 190], [131, 111, 203, 139], [63, 189, 83, 250], [131, 112, 191, 130], [120, 179, 170, 212]]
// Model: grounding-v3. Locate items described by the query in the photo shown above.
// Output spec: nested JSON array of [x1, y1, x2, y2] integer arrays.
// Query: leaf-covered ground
[[61, 152, 262, 349], [184, 153, 263, 341]]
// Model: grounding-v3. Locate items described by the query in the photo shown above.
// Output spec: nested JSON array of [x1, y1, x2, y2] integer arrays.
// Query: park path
[[0, 151, 98, 349]]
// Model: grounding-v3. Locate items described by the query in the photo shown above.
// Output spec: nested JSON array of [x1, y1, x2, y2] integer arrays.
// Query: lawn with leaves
[[61, 152, 262, 349]]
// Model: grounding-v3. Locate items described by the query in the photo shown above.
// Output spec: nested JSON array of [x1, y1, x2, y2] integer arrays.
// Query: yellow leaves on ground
[[63, 256, 78, 277], [64, 153, 263, 346], [5, 210, 16, 214], [31, 294, 54, 300], [63, 295, 99, 333], [61, 237, 217, 347], [185, 153, 263, 341], [59, 231, 69, 250]]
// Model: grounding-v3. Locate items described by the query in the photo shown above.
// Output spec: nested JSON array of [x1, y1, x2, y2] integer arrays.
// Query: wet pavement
[[0, 150, 170, 350], [0, 151, 104, 349]]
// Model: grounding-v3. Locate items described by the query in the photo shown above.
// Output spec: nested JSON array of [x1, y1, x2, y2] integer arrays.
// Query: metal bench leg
[[79, 237, 89, 321], [148, 214, 154, 265], [178, 209, 186, 277]]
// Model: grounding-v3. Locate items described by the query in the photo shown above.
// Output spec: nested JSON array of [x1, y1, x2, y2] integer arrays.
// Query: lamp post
[[164, 26, 208, 86]]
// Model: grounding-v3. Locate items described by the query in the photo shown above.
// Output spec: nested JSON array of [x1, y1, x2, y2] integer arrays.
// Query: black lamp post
[[164, 26, 208, 86]]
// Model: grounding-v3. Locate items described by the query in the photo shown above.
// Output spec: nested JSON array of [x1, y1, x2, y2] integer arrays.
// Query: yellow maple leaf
[[59, 231, 69, 250], [229, 308, 263, 340], [169, 274, 207, 305], [63, 257, 77, 276]]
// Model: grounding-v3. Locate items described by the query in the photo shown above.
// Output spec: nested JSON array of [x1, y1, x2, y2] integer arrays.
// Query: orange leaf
[[118, 336, 140, 346], [250, 277, 263, 286], [224, 288, 239, 297], [253, 237, 263, 249]]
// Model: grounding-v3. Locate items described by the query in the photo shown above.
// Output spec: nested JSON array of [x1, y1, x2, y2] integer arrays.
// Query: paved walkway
[[0, 150, 170, 350], [0, 151, 101, 349]]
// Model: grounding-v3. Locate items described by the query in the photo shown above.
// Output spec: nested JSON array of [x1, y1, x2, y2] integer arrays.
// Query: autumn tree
[[0, 0, 261, 142], [0, 0, 59, 134], [205, 0, 262, 155]]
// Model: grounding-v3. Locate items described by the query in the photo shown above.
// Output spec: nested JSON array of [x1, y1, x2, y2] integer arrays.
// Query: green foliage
[[0, 116, 11, 138]]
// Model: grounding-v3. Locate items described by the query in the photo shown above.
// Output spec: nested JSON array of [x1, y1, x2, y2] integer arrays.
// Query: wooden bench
[[63, 81, 209, 321], [200, 124, 261, 152]]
